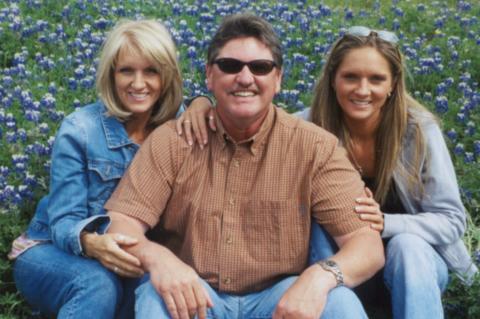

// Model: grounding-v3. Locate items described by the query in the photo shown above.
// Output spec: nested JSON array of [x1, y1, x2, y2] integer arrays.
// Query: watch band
[[316, 259, 344, 287]]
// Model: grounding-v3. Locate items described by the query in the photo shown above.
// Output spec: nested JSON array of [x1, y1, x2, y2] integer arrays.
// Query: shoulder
[[407, 106, 439, 131], [275, 107, 339, 148], [146, 119, 191, 154], [61, 101, 105, 130], [293, 107, 312, 121]]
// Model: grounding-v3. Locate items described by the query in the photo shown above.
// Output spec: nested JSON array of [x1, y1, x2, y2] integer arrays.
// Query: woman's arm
[[382, 121, 467, 245], [47, 113, 142, 275]]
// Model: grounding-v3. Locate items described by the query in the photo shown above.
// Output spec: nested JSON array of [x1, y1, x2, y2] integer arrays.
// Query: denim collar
[[98, 103, 136, 149]]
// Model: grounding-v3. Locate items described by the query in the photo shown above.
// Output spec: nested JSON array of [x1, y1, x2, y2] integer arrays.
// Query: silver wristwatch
[[316, 259, 344, 287]]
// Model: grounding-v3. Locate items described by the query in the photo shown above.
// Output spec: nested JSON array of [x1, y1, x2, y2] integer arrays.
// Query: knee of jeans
[[324, 287, 367, 318], [75, 265, 123, 305], [386, 233, 430, 264], [135, 281, 171, 317]]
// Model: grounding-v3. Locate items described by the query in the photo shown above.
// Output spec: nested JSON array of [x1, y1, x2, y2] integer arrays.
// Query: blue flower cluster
[[0, 0, 479, 217]]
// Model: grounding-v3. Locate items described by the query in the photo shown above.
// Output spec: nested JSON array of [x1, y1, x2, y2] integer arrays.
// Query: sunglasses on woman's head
[[213, 58, 277, 75], [347, 26, 399, 44]]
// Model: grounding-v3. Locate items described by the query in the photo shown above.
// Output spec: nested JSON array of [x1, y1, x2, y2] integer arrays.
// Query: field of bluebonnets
[[1, 0, 480, 317]]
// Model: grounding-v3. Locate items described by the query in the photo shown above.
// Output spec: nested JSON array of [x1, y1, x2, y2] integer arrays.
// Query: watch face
[[325, 260, 336, 267]]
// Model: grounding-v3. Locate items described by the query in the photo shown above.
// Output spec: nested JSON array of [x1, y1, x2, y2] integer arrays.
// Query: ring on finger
[[114, 266, 119, 273], [183, 120, 192, 124]]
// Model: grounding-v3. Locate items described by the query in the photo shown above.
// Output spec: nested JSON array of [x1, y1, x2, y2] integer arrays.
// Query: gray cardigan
[[295, 107, 478, 283]]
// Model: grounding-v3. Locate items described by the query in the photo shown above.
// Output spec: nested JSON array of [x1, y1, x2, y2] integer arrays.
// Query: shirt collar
[[214, 105, 275, 156], [99, 104, 137, 149]]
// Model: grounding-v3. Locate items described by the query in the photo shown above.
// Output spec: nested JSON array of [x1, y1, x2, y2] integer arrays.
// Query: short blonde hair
[[96, 19, 183, 127]]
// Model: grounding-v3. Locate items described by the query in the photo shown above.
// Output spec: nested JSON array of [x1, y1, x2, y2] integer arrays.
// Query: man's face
[[206, 37, 282, 129]]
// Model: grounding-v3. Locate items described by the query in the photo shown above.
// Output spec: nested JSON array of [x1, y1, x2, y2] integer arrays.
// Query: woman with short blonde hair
[[12, 19, 212, 319]]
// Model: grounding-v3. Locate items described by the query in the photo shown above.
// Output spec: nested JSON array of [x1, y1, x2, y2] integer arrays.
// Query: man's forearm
[[107, 211, 166, 271], [331, 227, 385, 287]]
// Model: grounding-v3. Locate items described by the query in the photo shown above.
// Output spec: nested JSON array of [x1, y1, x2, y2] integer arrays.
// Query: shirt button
[[224, 277, 231, 285], [233, 160, 240, 167], [226, 236, 233, 244], [229, 198, 234, 206]]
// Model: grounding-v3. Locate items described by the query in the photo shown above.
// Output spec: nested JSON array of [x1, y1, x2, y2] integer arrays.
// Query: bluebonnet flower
[[24, 173, 38, 187], [48, 82, 57, 95], [68, 77, 78, 90], [74, 65, 86, 80], [73, 99, 82, 109], [2, 75, 13, 87], [434, 96, 448, 113], [344, 8, 353, 20], [2, 95, 13, 108], [473, 141, 480, 157], [25, 110, 41, 122], [454, 143, 465, 155], [460, 72, 471, 82], [444, 77, 454, 87], [393, 7, 404, 17], [436, 83, 447, 95], [0, 166, 9, 177], [464, 152, 474, 163], [456, 112, 466, 124], [318, 5, 331, 16], [80, 76, 95, 89], [6, 132, 17, 144], [392, 18, 400, 30], [446, 128, 457, 141], [464, 121, 475, 136], [40, 93, 56, 109]]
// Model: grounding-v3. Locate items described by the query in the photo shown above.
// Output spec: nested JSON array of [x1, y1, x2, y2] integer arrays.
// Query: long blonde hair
[[311, 33, 428, 205]]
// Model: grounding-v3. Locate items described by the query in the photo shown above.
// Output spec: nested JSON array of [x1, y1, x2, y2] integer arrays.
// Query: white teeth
[[351, 100, 370, 105], [233, 91, 255, 97], [130, 93, 148, 99]]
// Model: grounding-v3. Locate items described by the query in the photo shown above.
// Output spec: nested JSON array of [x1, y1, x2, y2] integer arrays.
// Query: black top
[[362, 176, 406, 215]]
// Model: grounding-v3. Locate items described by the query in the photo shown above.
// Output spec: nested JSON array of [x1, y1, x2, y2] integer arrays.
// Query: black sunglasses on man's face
[[213, 58, 277, 76]]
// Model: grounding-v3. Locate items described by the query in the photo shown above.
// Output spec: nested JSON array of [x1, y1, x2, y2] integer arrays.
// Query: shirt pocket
[[243, 200, 309, 263], [87, 159, 127, 212]]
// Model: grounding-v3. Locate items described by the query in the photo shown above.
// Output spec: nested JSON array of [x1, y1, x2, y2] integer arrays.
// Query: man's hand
[[146, 245, 213, 319], [273, 264, 337, 319]]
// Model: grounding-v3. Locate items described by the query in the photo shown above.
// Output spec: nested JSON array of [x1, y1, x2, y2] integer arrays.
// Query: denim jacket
[[26, 101, 184, 256], [295, 107, 477, 282]]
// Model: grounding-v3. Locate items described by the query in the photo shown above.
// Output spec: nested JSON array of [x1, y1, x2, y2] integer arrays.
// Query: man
[[105, 13, 384, 319]]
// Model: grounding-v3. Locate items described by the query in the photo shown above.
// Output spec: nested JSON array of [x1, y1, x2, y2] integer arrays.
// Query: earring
[[387, 91, 392, 97]]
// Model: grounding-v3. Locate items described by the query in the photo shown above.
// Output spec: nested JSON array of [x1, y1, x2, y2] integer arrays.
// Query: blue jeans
[[14, 243, 139, 319], [135, 275, 366, 318], [309, 223, 449, 319]]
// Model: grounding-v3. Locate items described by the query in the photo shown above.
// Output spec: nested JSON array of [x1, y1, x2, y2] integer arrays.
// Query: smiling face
[[333, 46, 393, 127], [206, 37, 282, 137], [114, 46, 162, 120]]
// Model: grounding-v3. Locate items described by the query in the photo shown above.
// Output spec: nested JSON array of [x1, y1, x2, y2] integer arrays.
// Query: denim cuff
[[70, 215, 111, 256]]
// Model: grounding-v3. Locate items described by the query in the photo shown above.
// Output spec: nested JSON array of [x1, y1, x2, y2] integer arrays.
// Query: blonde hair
[[96, 19, 183, 127], [311, 33, 429, 204]]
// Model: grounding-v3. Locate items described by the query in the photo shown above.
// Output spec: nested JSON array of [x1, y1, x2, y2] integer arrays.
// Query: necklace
[[349, 152, 364, 175], [348, 140, 364, 175]]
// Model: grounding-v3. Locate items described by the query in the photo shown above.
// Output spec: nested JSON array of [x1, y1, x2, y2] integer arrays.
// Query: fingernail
[[354, 206, 360, 212], [203, 140, 207, 145], [200, 144, 203, 150], [355, 198, 361, 203], [359, 214, 364, 219], [188, 141, 193, 146]]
